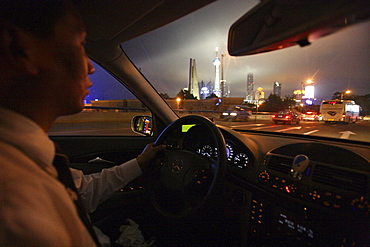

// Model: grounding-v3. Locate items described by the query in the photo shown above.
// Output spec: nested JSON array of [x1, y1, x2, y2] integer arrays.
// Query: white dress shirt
[[0, 107, 143, 246]]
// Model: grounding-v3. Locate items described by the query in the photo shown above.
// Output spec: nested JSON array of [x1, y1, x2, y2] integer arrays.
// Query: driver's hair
[[0, 0, 79, 39]]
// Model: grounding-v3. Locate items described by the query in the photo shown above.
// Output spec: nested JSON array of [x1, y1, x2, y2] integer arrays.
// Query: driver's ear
[[0, 23, 39, 76]]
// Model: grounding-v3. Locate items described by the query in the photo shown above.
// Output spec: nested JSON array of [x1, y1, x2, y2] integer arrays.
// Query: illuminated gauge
[[226, 143, 234, 161], [197, 144, 213, 158], [233, 153, 250, 169]]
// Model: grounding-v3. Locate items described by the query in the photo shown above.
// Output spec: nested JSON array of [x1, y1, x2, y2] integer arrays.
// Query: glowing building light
[[305, 99, 313, 105], [303, 85, 315, 99], [213, 47, 221, 97]]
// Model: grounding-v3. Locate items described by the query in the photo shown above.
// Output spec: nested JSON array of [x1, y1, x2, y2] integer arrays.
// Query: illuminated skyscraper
[[188, 58, 199, 99], [245, 73, 254, 101], [213, 47, 221, 97], [273, 81, 282, 97], [199, 80, 210, 99]]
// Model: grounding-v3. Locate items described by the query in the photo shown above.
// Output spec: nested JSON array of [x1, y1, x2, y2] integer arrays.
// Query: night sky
[[87, 0, 370, 103]]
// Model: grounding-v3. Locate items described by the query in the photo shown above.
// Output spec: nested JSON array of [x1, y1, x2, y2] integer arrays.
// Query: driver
[[0, 1, 164, 246]]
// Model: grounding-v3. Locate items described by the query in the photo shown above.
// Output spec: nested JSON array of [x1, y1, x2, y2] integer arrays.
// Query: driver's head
[[0, 0, 94, 131]]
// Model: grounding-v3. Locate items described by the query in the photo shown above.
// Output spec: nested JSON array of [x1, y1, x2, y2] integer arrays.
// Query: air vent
[[312, 165, 368, 193], [267, 155, 293, 174]]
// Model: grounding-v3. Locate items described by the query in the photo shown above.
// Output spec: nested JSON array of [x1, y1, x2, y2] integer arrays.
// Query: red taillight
[[285, 116, 291, 119], [272, 115, 276, 118]]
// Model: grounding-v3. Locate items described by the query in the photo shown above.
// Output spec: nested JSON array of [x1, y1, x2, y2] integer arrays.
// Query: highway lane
[[215, 120, 370, 142], [49, 117, 370, 143]]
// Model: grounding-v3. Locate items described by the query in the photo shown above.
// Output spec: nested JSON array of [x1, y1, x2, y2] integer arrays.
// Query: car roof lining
[[75, 0, 216, 45]]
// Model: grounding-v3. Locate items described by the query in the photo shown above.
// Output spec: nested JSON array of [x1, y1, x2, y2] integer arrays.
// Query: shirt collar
[[0, 107, 57, 177]]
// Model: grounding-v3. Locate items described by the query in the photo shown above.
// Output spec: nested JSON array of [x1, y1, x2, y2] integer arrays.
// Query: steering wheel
[[147, 115, 227, 218]]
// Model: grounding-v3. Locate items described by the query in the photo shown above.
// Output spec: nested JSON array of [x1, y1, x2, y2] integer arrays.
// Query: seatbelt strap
[[53, 146, 101, 247]]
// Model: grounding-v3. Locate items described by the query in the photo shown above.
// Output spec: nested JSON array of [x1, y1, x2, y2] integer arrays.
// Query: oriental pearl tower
[[213, 47, 221, 97]]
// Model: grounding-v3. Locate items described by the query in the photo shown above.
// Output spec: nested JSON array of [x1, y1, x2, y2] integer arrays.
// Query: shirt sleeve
[[71, 158, 142, 213]]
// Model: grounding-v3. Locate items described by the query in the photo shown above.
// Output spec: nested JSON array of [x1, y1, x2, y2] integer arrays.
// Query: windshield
[[121, 0, 370, 143]]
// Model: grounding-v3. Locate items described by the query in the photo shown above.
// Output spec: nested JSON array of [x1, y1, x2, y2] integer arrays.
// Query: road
[[215, 119, 370, 142], [49, 117, 370, 143]]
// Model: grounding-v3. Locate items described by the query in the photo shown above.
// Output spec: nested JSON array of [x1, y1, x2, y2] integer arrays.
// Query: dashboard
[[123, 121, 369, 246], [217, 126, 370, 246], [69, 119, 370, 246]]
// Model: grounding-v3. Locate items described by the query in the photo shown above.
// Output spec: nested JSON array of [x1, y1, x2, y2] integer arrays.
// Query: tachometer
[[233, 153, 249, 169], [226, 143, 234, 161]]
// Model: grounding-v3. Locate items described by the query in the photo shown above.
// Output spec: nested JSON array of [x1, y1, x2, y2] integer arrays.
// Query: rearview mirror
[[228, 0, 370, 56]]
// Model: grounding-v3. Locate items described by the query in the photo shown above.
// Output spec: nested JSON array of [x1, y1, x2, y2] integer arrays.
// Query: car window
[[48, 62, 152, 136], [121, 0, 370, 143]]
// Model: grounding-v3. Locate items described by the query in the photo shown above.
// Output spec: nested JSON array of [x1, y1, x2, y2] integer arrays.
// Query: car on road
[[363, 115, 370, 121], [220, 105, 252, 121], [302, 111, 321, 121], [49, 0, 370, 246], [272, 110, 301, 124]]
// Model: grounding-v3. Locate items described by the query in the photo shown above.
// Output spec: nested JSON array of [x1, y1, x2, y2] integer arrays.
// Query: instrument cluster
[[196, 140, 251, 169], [227, 140, 251, 169], [181, 124, 252, 170]]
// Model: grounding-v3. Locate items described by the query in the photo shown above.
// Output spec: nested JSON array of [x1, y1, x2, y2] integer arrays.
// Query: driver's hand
[[136, 143, 166, 171]]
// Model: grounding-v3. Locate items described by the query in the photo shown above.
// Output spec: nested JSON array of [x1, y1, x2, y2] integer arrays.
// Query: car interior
[[50, 0, 369, 246]]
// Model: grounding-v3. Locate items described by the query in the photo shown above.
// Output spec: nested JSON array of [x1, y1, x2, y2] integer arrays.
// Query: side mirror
[[131, 115, 153, 136]]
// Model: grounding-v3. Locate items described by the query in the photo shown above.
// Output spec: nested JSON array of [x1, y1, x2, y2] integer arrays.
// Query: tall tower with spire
[[188, 58, 200, 99], [246, 73, 254, 101], [213, 47, 221, 97]]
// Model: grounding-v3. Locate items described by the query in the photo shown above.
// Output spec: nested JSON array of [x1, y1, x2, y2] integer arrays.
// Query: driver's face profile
[[32, 8, 95, 116]]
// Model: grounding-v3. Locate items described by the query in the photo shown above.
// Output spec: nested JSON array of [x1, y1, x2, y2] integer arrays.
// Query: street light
[[340, 90, 351, 100], [176, 97, 181, 109]]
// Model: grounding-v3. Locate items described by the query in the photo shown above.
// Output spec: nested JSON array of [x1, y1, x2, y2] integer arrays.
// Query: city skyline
[[122, 0, 370, 101], [87, 0, 370, 103]]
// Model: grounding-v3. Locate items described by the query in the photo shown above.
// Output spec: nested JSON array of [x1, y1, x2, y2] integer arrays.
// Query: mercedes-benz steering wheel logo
[[171, 159, 183, 173]]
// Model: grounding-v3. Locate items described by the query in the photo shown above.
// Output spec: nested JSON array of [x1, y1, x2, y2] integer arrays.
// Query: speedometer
[[197, 144, 213, 158], [233, 153, 249, 169], [226, 143, 234, 161]]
